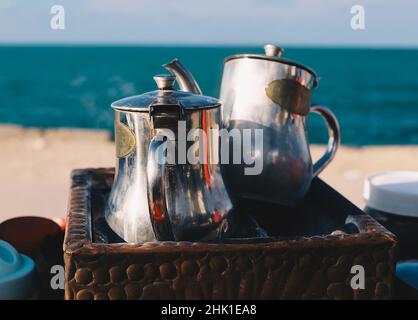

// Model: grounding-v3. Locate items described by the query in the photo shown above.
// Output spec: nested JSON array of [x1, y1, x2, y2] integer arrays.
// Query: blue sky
[[0, 0, 417, 46]]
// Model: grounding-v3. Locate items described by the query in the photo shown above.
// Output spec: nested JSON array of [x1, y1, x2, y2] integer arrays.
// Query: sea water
[[0, 45, 417, 145]]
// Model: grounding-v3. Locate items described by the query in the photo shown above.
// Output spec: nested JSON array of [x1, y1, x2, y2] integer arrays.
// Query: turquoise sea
[[0, 46, 417, 145]]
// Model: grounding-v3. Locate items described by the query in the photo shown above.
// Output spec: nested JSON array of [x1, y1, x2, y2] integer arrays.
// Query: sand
[[1, 125, 418, 222]]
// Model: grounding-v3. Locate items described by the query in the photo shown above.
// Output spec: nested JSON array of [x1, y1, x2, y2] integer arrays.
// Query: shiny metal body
[[219, 44, 340, 206], [106, 75, 233, 242], [163, 47, 339, 206]]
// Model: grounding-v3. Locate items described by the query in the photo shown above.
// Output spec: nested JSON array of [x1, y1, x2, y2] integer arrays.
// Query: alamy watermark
[[350, 5, 365, 30], [50, 4, 65, 30], [151, 122, 264, 176], [350, 264, 365, 290], [50, 265, 65, 290], [48, 263, 367, 292], [49, 5, 366, 36]]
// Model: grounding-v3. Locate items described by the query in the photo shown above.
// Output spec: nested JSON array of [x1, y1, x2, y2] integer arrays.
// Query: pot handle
[[147, 135, 175, 241], [310, 105, 340, 176]]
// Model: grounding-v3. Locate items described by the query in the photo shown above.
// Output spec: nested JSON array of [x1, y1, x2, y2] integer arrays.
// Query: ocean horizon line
[[1, 43, 418, 50]]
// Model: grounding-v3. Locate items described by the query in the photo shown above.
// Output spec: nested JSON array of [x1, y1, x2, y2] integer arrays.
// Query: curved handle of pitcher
[[310, 105, 340, 176], [147, 135, 175, 241]]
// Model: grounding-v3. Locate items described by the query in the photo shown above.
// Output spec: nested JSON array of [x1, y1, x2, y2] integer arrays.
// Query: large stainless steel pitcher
[[106, 74, 233, 242], [219, 44, 340, 206]]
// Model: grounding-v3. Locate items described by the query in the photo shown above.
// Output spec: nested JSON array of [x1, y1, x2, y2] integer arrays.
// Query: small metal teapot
[[106, 74, 233, 242]]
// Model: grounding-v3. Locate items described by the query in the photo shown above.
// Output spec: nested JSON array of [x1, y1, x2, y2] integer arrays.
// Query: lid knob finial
[[264, 44, 284, 57], [153, 74, 176, 90]]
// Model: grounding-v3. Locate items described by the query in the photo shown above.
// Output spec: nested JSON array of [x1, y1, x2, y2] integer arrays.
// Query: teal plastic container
[[0, 240, 36, 299]]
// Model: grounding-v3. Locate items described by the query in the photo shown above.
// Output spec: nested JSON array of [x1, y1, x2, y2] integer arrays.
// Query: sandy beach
[[1, 125, 418, 222]]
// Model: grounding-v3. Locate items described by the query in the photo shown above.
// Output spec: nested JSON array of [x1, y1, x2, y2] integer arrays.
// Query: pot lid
[[224, 44, 318, 88], [111, 74, 220, 112], [363, 171, 418, 218]]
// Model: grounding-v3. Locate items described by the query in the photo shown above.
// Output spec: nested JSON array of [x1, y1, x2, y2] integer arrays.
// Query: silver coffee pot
[[165, 45, 340, 207], [106, 74, 233, 242]]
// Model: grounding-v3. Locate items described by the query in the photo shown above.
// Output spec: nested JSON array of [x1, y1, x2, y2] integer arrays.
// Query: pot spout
[[163, 58, 202, 95]]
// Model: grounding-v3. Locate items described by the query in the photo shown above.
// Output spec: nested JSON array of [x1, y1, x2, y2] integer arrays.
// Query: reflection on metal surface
[[264, 44, 284, 57], [146, 135, 174, 240]]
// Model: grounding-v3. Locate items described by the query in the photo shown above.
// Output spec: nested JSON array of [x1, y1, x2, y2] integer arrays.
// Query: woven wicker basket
[[64, 168, 397, 300]]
